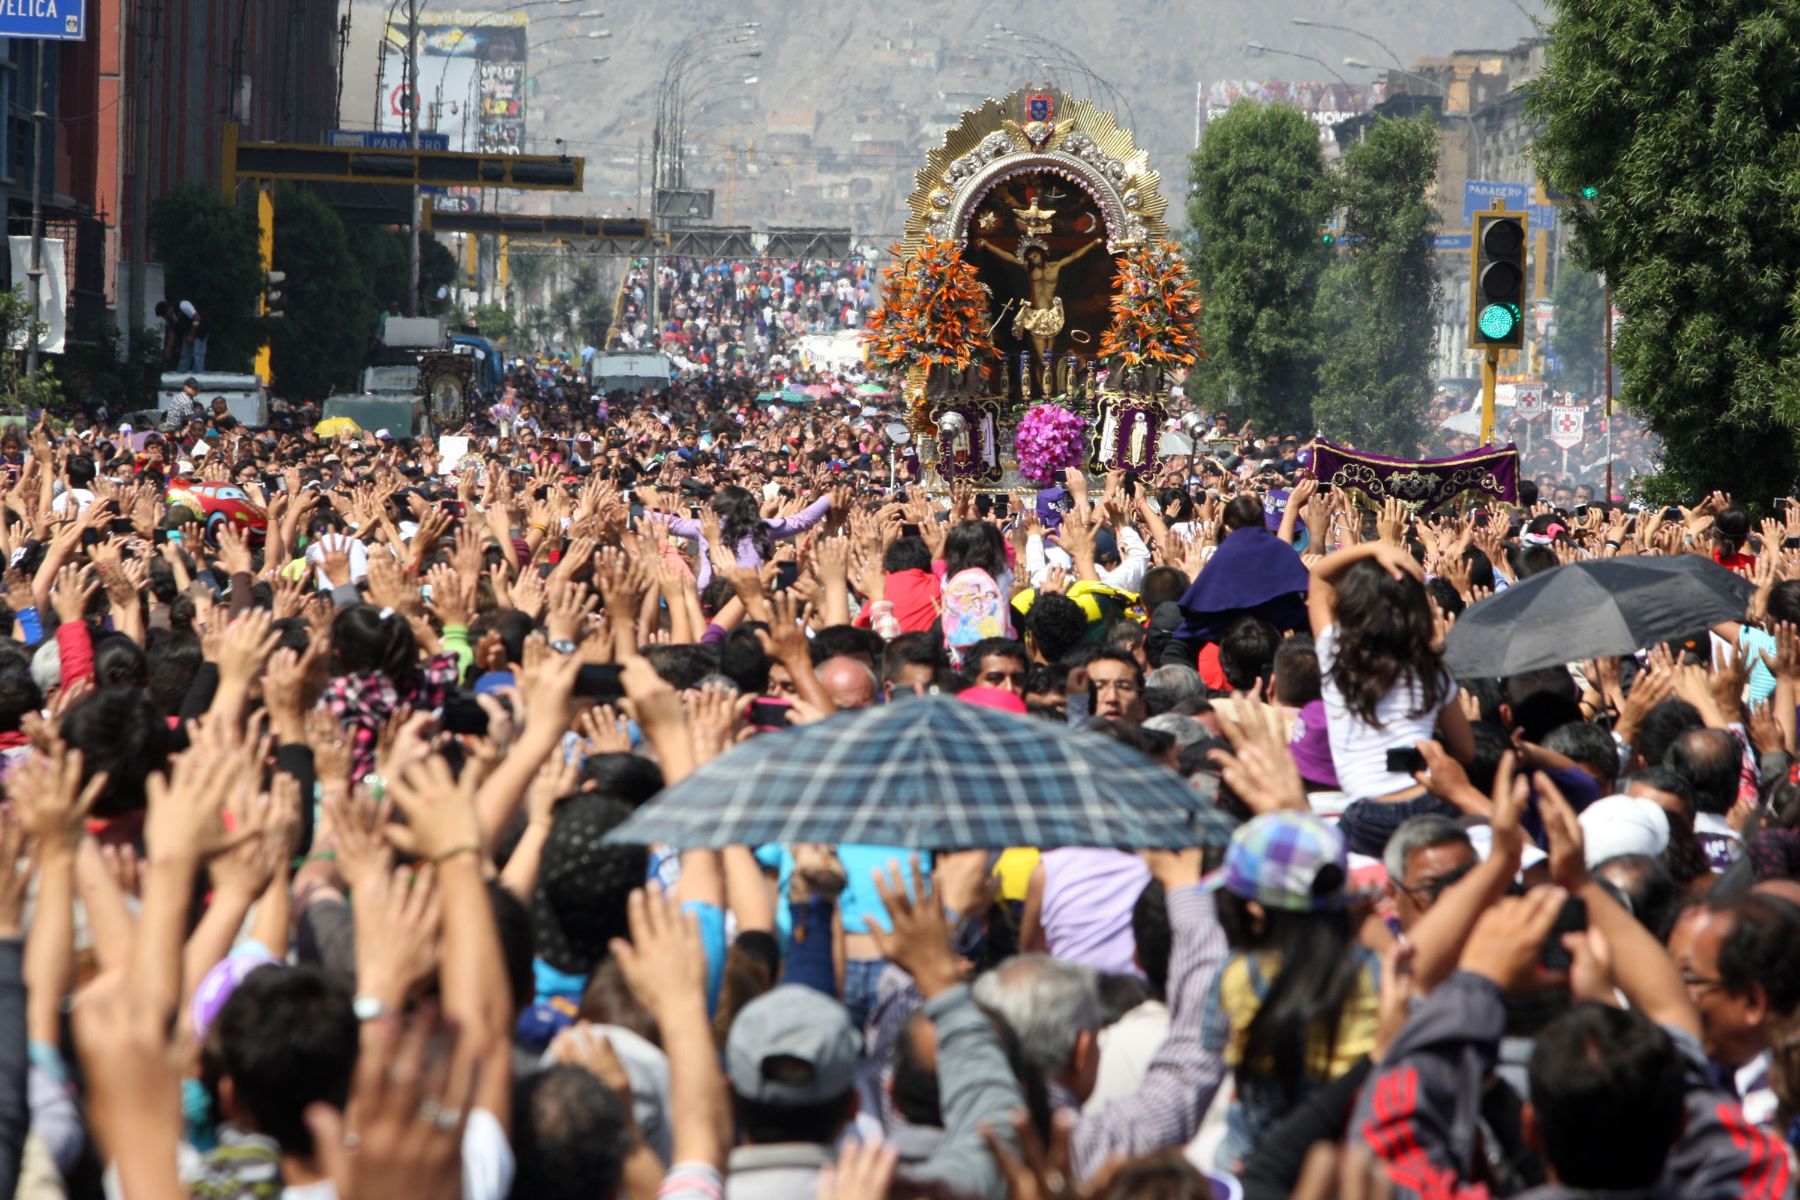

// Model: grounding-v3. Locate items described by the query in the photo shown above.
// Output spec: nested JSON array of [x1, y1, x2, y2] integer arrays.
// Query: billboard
[[1202, 79, 1384, 145], [379, 10, 527, 155]]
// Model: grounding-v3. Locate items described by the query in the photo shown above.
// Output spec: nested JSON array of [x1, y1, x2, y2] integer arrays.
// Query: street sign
[[1514, 383, 1547, 420], [1528, 203, 1558, 233], [1549, 405, 1585, 449], [329, 129, 451, 152], [0, 0, 85, 40], [1433, 233, 1472, 253], [1463, 181, 1530, 222]]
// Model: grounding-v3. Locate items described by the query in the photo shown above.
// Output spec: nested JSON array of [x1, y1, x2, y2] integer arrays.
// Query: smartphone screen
[[774, 561, 800, 590]]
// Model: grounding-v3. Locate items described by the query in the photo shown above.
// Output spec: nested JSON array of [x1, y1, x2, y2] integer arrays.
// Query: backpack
[[942, 567, 1010, 663]]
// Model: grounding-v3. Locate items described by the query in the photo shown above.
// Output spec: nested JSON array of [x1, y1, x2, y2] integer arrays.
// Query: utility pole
[[25, 40, 46, 374], [127, 0, 154, 352], [406, 0, 421, 316], [1604, 277, 1614, 502]]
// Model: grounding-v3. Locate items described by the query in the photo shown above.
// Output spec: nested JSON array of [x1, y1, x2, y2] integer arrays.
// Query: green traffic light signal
[[1581, 186, 1599, 200], [1477, 302, 1521, 340], [1320, 232, 1335, 245]]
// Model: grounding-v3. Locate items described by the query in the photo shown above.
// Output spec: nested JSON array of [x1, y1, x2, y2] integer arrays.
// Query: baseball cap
[[1287, 700, 1339, 790], [725, 985, 858, 1106], [1579, 795, 1670, 867], [1036, 487, 1071, 532], [1203, 811, 1348, 912]]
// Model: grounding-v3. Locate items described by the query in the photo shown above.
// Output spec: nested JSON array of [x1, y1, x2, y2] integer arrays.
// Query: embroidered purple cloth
[[1310, 441, 1519, 513]]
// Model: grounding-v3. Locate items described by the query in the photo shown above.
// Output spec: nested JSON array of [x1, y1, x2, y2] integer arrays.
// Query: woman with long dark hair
[[668, 483, 839, 588], [1307, 540, 1474, 837], [1201, 811, 1379, 1172], [321, 604, 460, 779]]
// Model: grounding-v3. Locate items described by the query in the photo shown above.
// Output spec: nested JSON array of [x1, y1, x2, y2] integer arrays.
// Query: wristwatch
[[549, 639, 577, 654]]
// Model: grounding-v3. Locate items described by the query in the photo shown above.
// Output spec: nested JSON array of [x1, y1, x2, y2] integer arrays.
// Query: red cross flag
[[1549, 405, 1585, 450]]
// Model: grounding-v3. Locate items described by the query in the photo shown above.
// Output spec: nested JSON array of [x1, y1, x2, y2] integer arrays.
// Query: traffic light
[[1469, 209, 1527, 350], [263, 270, 287, 320]]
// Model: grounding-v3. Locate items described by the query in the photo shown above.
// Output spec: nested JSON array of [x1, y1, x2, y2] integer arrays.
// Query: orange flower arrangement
[[864, 237, 997, 373], [1098, 239, 1204, 370]]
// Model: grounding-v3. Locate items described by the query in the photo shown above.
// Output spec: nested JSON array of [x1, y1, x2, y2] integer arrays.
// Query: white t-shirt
[[1316, 624, 1458, 801], [51, 487, 94, 517]]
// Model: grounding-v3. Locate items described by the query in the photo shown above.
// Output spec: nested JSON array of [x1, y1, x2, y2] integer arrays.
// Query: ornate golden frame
[[900, 86, 1169, 259]]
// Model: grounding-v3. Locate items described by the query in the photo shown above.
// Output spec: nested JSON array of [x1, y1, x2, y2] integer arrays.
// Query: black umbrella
[[1443, 554, 1753, 678]]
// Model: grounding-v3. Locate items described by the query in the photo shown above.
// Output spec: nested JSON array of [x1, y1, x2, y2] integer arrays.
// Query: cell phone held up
[[1540, 896, 1588, 972], [1385, 747, 1428, 776]]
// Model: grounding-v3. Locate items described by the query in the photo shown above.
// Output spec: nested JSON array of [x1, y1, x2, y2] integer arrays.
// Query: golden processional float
[[864, 86, 1202, 492]]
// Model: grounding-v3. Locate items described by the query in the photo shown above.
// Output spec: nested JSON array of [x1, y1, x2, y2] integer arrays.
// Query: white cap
[[118, 424, 133, 435], [176, 460, 195, 474], [178, 300, 196, 319], [1579, 795, 1670, 867], [192, 442, 210, 459], [375, 428, 393, 440], [1466, 824, 1549, 874]]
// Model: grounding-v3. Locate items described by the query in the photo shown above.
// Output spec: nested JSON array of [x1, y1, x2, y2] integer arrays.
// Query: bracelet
[[432, 843, 480, 865]]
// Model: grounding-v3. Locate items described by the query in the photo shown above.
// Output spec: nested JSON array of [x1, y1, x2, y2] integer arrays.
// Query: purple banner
[[1309, 441, 1519, 514]]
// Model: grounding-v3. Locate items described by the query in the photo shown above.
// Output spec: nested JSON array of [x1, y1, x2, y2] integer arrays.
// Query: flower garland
[[1015, 403, 1089, 485], [863, 237, 997, 373], [1098, 239, 1203, 370]]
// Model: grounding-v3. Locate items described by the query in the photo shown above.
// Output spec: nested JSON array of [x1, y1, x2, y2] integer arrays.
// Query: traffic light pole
[[406, 0, 421, 317], [1480, 347, 1499, 447]]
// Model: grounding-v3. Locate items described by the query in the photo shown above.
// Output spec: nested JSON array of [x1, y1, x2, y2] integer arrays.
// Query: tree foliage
[[1531, 0, 1800, 501], [345, 228, 459, 316], [1312, 114, 1441, 452], [1187, 101, 1334, 430], [268, 185, 376, 402], [1548, 265, 1605, 396], [148, 185, 265, 372]]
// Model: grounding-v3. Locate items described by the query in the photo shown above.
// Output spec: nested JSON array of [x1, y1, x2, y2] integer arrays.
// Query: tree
[[148, 185, 265, 371], [345, 228, 459, 316], [1312, 115, 1441, 452], [420, 235, 459, 310], [0, 290, 58, 412], [1548, 266, 1605, 396], [268, 185, 377, 401], [1187, 101, 1335, 430], [472, 303, 512, 343], [1531, 0, 1800, 502]]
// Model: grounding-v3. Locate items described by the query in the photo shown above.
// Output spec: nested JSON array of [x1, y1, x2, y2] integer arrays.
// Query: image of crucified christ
[[975, 235, 1105, 364]]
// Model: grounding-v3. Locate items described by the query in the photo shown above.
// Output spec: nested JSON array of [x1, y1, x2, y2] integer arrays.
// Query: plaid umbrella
[[604, 696, 1235, 851]]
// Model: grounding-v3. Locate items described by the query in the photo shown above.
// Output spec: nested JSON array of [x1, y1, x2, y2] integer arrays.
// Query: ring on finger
[[433, 1106, 462, 1132], [416, 1098, 441, 1124]]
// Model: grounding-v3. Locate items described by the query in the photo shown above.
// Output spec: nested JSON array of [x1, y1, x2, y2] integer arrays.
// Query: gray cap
[[725, 985, 858, 1106]]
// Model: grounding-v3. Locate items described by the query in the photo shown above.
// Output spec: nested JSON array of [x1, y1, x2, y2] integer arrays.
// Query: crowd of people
[[1429, 391, 1663, 499], [0, 316, 1793, 1200], [607, 257, 877, 378]]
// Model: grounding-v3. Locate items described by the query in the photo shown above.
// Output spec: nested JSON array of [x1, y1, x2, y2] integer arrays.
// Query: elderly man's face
[[1387, 841, 1477, 933], [1668, 907, 1767, 1069]]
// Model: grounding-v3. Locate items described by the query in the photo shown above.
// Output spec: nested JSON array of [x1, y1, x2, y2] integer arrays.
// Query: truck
[[157, 373, 270, 428], [322, 316, 474, 438], [586, 351, 673, 394]]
